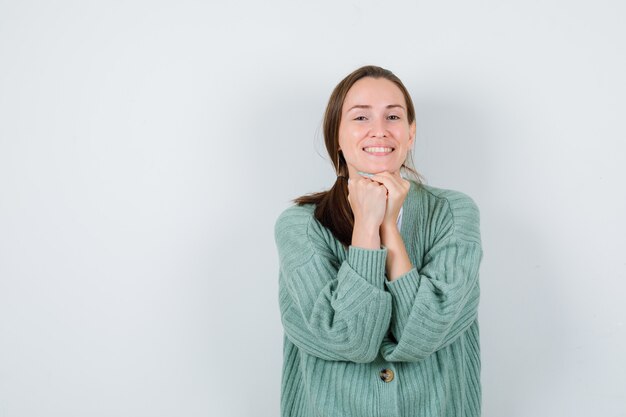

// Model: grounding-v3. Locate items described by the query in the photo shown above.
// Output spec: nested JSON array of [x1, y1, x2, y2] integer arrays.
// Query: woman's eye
[[387, 115, 400, 120], [354, 116, 367, 121]]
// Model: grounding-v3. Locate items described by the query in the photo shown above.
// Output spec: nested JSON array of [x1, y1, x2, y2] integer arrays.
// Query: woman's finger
[[369, 173, 402, 194]]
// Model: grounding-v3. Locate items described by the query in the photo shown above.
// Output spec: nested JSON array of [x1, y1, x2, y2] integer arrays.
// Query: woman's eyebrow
[[347, 104, 406, 111]]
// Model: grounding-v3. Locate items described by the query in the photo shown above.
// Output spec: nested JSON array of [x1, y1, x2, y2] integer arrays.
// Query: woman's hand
[[347, 175, 388, 249], [369, 171, 410, 230], [368, 171, 413, 281]]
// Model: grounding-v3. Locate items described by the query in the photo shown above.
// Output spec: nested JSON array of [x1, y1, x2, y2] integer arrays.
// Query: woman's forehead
[[343, 77, 406, 109]]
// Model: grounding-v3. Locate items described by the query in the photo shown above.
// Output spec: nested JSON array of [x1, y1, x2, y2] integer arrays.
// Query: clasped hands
[[348, 171, 410, 249]]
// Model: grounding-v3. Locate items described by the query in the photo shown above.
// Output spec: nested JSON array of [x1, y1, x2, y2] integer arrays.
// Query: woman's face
[[338, 77, 416, 178]]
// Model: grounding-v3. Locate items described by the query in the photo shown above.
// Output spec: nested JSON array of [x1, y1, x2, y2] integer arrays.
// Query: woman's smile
[[363, 146, 395, 155]]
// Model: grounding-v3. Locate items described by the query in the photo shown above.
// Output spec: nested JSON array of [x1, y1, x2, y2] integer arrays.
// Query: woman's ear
[[409, 121, 416, 146]]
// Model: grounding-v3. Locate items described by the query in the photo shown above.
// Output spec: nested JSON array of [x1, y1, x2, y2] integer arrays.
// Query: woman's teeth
[[364, 147, 393, 153]]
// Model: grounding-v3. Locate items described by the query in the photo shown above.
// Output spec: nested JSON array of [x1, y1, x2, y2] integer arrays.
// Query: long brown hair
[[294, 65, 424, 247]]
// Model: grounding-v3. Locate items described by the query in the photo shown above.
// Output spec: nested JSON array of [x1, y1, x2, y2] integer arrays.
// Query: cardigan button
[[379, 368, 394, 383]]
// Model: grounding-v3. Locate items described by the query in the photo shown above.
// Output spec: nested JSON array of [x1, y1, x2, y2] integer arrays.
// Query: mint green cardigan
[[274, 181, 483, 417]]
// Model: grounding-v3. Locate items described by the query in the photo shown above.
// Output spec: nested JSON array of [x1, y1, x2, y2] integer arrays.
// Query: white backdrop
[[1, 1, 625, 416]]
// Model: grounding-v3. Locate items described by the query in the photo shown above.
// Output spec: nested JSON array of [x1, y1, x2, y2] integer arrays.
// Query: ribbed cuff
[[385, 268, 420, 304], [347, 246, 387, 289]]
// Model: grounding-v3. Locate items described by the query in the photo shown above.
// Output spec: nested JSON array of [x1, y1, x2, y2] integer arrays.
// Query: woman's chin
[[359, 164, 402, 175]]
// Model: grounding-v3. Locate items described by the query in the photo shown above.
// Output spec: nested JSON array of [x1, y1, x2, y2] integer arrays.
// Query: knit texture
[[275, 181, 483, 417]]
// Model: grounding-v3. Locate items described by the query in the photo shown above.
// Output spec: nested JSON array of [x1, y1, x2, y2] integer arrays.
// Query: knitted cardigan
[[274, 181, 483, 417]]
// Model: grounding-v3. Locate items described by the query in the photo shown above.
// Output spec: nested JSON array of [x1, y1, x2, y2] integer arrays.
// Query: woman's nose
[[371, 118, 387, 137]]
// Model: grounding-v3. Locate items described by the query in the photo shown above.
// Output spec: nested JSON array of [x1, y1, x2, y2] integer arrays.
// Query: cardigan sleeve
[[380, 192, 483, 362], [275, 205, 392, 363]]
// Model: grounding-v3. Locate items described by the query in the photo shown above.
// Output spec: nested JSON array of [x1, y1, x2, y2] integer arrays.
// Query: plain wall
[[1, 1, 625, 416]]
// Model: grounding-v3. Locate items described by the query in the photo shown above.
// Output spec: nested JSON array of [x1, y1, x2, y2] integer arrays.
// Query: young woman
[[274, 65, 484, 417]]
